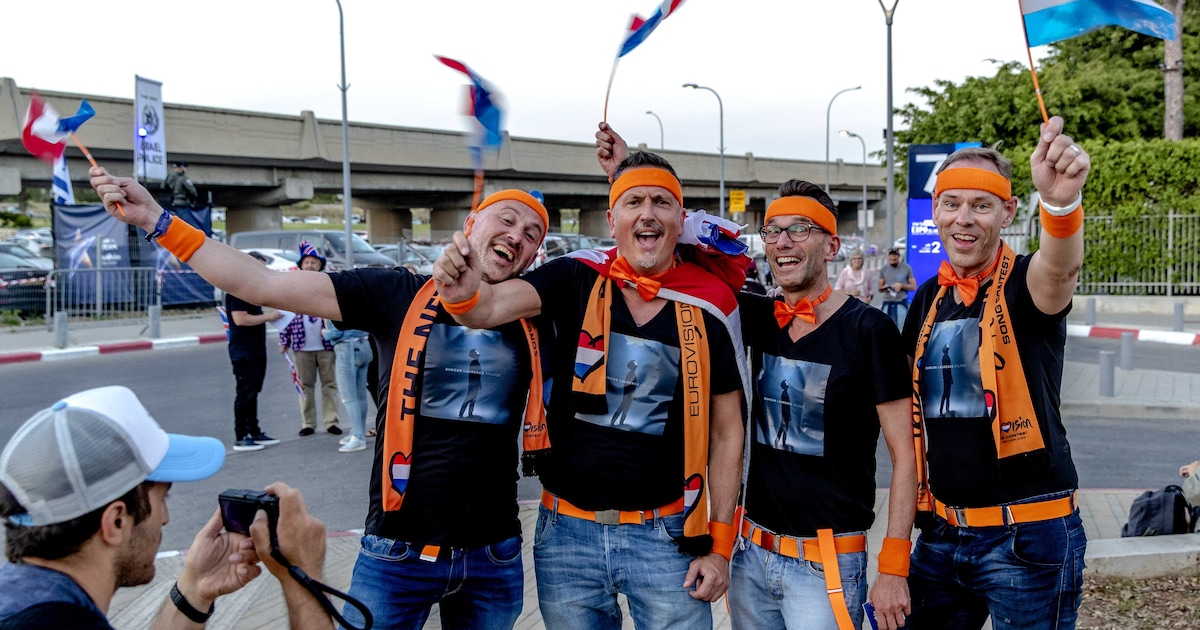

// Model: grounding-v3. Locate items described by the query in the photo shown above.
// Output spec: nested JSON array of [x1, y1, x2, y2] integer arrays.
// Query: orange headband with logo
[[609, 168, 684, 209], [933, 167, 1012, 201], [470, 190, 549, 240], [764, 196, 837, 235]]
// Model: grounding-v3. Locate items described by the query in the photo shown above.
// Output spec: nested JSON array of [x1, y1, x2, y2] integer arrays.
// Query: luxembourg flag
[[1021, 0, 1177, 47], [21, 95, 95, 163], [619, 0, 686, 57]]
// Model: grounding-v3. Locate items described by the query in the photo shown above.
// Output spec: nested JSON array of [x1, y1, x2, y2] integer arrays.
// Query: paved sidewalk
[[108, 489, 1145, 630]]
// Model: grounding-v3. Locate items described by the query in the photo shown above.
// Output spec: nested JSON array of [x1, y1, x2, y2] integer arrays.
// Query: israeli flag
[[52, 154, 74, 205]]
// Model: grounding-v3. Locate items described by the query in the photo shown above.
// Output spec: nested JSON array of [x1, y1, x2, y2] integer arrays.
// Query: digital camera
[[218, 489, 280, 535]]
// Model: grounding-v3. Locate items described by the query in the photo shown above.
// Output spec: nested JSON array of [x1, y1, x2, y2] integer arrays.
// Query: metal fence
[[1073, 213, 1200, 296], [0, 267, 216, 327]]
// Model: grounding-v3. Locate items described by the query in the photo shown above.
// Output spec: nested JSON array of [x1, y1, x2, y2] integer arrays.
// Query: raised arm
[[596, 122, 631, 180], [90, 167, 342, 320], [1027, 116, 1088, 315]]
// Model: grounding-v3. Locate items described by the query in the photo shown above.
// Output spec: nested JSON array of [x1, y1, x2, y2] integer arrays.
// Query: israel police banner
[[906, 142, 983, 292], [134, 76, 167, 182]]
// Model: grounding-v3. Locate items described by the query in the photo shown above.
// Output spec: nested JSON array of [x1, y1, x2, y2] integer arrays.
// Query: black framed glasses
[[758, 223, 828, 244]]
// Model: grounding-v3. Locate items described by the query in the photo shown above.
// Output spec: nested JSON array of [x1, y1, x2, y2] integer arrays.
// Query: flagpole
[[1017, 1, 1050, 124], [70, 133, 125, 215], [602, 58, 620, 122]]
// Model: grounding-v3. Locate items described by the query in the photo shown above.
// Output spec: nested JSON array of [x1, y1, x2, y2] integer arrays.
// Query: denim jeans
[[333, 338, 372, 439], [882, 300, 908, 330], [533, 504, 712, 630], [339, 533, 524, 630], [907, 503, 1087, 630], [728, 531, 867, 629]]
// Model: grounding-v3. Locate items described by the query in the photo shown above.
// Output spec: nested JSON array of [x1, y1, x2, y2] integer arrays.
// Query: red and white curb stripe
[[1067, 324, 1200, 346], [0, 333, 228, 365]]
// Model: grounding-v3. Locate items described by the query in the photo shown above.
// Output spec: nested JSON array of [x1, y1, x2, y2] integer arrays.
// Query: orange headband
[[609, 168, 684, 209], [764, 197, 837, 235], [473, 189, 549, 235], [933, 167, 1012, 201]]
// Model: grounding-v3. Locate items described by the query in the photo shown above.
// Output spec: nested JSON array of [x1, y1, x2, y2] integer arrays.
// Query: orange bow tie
[[610, 256, 664, 301], [774, 285, 833, 327], [937, 253, 1002, 307]]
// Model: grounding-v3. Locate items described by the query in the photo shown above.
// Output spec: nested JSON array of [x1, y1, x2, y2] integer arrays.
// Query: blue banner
[[905, 142, 983, 293], [51, 203, 134, 306], [136, 205, 216, 306]]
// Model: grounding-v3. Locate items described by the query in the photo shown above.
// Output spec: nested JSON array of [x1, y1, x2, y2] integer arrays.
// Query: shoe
[[327, 425, 343, 435], [298, 427, 315, 437], [339, 435, 353, 445], [339, 436, 367, 453], [249, 433, 280, 446], [233, 438, 265, 452]]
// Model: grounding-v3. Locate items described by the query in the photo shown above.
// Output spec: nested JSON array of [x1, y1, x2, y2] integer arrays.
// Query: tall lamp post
[[839, 130, 868, 242], [683, 83, 725, 219], [825, 86, 861, 194], [645, 110, 664, 149], [878, 0, 899, 246], [336, 0, 354, 267]]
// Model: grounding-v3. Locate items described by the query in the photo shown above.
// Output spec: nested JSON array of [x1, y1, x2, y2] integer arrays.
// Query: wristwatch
[[169, 581, 214, 623], [145, 209, 174, 243]]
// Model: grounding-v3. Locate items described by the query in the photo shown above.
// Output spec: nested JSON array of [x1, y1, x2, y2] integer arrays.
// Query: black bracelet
[[169, 581, 214, 624]]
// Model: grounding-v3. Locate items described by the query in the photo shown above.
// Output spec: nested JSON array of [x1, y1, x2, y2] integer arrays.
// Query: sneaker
[[339, 435, 353, 445], [299, 427, 315, 437], [233, 438, 265, 452], [249, 433, 280, 446], [339, 436, 367, 453], [327, 425, 343, 435]]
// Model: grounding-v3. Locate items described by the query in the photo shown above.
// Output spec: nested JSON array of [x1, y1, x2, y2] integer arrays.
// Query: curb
[[1067, 324, 1200, 346], [0, 333, 228, 364]]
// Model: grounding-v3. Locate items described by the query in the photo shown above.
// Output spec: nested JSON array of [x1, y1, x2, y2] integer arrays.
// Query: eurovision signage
[[905, 142, 983, 293]]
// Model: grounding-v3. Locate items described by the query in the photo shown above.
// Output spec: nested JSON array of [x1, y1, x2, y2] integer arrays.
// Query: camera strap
[[267, 509, 374, 630]]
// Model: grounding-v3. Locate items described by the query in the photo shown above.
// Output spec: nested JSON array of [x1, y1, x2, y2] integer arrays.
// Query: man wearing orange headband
[[902, 116, 1090, 630], [434, 147, 747, 629], [723, 180, 916, 630], [89, 168, 549, 629]]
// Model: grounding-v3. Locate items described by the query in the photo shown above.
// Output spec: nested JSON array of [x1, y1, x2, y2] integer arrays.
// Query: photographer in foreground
[[0, 386, 332, 630]]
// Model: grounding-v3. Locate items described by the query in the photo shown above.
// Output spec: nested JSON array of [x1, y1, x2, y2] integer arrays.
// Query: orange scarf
[[773, 285, 833, 327], [381, 279, 547, 512], [911, 243, 1046, 512]]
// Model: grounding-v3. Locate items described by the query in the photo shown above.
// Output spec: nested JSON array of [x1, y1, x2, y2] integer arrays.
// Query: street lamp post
[[683, 83, 724, 219], [878, 0, 899, 246], [825, 86, 861, 194], [336, 0, 354, 268], [839, 130, 868, 242], [645, 110, 664, 149]]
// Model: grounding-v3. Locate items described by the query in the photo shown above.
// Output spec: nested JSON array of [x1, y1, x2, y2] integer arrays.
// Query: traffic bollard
[[1119, 331, 1134, 371], [148, 305, 161, 339], [1085, 297, 1096, 326], [1174, 302, 1185, 332], [1099, 350, 1115, 397], [54, 312, 68, 349]]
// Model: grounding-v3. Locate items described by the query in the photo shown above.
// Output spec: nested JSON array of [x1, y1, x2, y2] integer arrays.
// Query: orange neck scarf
[[936, 251, 1003, 307], [609, 256, 668, 301], [773, 285, 833, 327]]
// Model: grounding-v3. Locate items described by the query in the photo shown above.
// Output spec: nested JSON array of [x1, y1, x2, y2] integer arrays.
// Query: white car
[[214, 248, 300, 302], [303, 216, 327, 224]]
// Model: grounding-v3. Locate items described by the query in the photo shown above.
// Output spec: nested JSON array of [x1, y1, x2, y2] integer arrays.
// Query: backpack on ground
[[1121, 485, 1196, 537]]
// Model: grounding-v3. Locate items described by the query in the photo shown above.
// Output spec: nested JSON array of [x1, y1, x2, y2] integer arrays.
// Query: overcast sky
[[8, 0, 1046, 166]]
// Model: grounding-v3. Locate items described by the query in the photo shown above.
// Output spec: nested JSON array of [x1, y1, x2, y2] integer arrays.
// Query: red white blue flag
[[619, 0, 686, 57], [284, 352, 307, 401], [22, 95, 95, 163], [435, 56, 503, 150]]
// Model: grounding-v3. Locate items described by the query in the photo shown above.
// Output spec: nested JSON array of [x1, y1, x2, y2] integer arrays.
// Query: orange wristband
[[1039, 203, 1083, 239], [877, 537, 912, 577], [441, 290, 480, 315], [157, 216, 206, 262], [709, 520, 736, 561]]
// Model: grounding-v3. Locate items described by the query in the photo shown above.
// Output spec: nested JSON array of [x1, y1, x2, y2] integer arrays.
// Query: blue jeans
[[882, 300, 908, 330], [333, 338, 372, 439], [533, 504, 712, 630], [340, 533, 524, 630], [907, 504, 1087, 630], [728, 530, 867, 629]]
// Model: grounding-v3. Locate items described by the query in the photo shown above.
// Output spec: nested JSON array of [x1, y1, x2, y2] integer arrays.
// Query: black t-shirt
[[524, 257, 742, 511], [330, 267, 536, 548], [0, 563, 112, 630], [226, 294, 265, 359], [902, 253, 1078, 507], [740, 294, 911, 536]]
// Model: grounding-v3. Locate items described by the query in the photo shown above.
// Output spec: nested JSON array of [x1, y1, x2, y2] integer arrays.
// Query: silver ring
[[1070, 144, 1081, 154]]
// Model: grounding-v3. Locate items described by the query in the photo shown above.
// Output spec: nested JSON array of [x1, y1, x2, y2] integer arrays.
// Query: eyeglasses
[[758, 223, 828, 244]]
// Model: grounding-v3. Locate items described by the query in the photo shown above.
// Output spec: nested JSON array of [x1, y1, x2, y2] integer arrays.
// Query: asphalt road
[[2, 338, 1196, 551]]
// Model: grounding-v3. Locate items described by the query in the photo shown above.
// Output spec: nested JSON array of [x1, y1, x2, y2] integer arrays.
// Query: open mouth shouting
[[490, 241, 517, 263], [634, 222, 664, 250], [773, 254, 803, 270]]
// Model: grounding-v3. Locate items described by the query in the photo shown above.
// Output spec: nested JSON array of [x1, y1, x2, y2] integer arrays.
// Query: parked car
[[893, 236, 907, 251], [227, 230, 393, 270], [375, 244, 435, 275], [531, 233, 604, 269], [303, 216, 327, 224], [0, 243, 53, 271], [214, 248, 300, 302], [283, 215, 303, 224]]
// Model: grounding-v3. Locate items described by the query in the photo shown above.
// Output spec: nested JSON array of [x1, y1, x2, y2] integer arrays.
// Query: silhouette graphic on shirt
[[459, 348, 482, 419], [610, 360, 639, 426], [939, 344, 954, 417], [774, 379, 792, 449]]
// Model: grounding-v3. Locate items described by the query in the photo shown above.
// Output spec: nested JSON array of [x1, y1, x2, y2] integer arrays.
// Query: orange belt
[[541, 490, 685, 526], [740, 518, 862, 630], [932, 493, 1076, 528]]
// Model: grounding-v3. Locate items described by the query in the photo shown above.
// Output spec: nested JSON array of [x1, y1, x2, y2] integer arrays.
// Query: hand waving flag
[[22, 96, 95, 163], [604, 0, 687, 120]]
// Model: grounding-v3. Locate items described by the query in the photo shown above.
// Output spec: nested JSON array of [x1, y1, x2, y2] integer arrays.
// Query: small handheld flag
[[22, 94, 124, 215], [604, 0, 687, 120], [52, 154, 75, 205], [435, 56, 505, 210], [284, 352, 307, 402]]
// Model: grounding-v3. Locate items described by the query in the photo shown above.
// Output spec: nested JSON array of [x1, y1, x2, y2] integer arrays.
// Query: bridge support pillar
[[579, 207, 611, 238], [225, 207, 283, 236], [366, 207, 414, 245]]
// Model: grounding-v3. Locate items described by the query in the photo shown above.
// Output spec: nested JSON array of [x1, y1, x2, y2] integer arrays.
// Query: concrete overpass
[[0, 77, 893, 243]]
